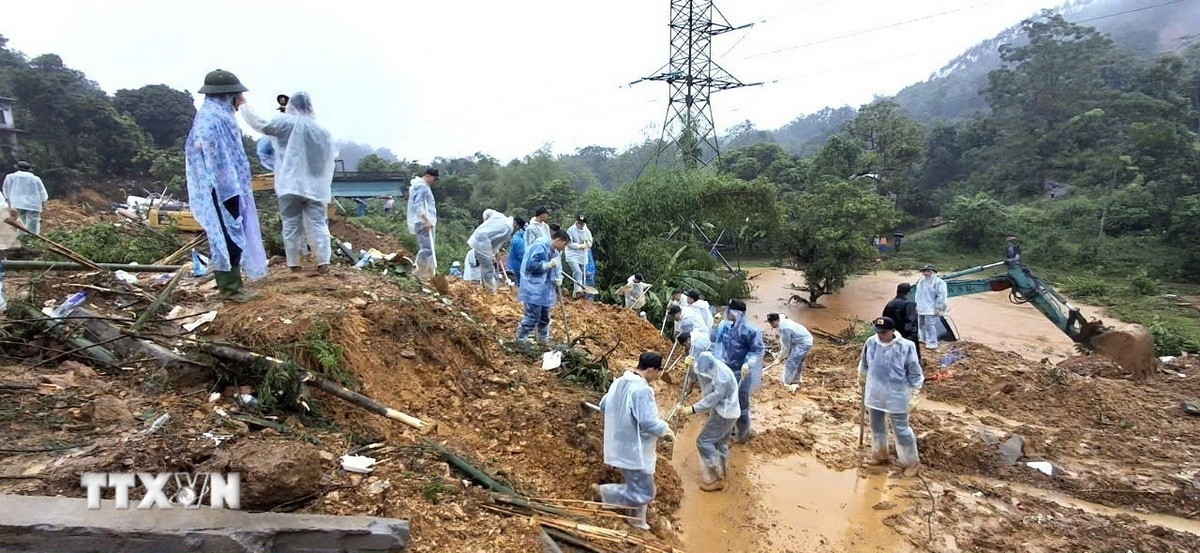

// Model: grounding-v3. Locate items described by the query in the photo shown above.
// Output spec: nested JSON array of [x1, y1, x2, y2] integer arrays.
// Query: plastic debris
[[113, 270, 138, 284], [541, 350, 563, 371], [1026, 461, 1059, 476], [340, 454, 378, 474], [202, 432, 232, 445], [191, 249, 209, 276], [238, 394, 259, 408], [181, 310, 218, 332], [940, 347, 966, 368], [207, 392, 221, 403], [141, 413, 171, 435], [50, 291, 88, 318]]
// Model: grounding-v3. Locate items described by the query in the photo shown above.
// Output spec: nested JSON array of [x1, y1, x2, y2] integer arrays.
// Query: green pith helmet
[[197, 69, 248, 95]]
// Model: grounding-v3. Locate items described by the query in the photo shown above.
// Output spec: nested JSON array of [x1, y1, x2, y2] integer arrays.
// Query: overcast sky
[[4, 0, 1064, 162]]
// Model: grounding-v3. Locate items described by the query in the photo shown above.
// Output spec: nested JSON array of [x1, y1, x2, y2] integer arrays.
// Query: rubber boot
[[222, 267, 260, 303], [214, 271, 235, 298], [627, 505, 650, 530]]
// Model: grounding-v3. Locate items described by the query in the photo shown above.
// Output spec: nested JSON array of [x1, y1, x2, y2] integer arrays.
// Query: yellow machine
[[145, 174, 277, 231]]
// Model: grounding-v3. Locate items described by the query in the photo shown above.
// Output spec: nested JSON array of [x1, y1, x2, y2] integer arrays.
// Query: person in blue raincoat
[[585, 248, 597, 300], [858, 316, 924, 475], [516, 229, 570, 344], [185, 69, 268, 302], [715, 299, 765, 443], [507, 217, 527, 287]]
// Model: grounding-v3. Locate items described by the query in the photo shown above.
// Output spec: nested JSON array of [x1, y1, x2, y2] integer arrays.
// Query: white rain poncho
[[566, 224, 592, 265], [914, 275, 948, 315], [690, 352, 740, 419], [242, 92, 336, 204], [467, 210, 514, 291], [407, 177, 437, 233], [857, 334, 923, 414], [2, 170, 48, 212], [676, 306, 709, 341], [599, 371, 670, 473], [623, 276, 650, 310], [778, 318, 814, 358], [688, 299, 713, 325]]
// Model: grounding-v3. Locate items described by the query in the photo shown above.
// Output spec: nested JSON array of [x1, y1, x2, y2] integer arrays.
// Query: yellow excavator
[[915, 260, 1157, 377], [142, 174, 279, 232]]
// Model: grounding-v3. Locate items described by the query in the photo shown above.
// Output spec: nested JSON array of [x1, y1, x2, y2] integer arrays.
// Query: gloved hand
[[741, 363, 749, 380], [682, 356, 695, 368], [908, 388, 921, 412], [545, 257, 560, 269], [662, 427, 676, 442], [679, 404, 696, 419], [555, 277, 564, 286]]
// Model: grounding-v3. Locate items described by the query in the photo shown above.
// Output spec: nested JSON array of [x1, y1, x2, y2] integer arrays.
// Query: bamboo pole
[[129, 268, 187, 333], [154, 234, 206, 266], [4, 219, 108, 272], [0, 260, 186, 273], [13, 304, 120, 367]]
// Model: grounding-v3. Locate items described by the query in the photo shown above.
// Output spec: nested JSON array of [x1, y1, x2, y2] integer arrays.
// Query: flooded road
[[744, 267, 1118, 363], [668, 265, 1132, 552]]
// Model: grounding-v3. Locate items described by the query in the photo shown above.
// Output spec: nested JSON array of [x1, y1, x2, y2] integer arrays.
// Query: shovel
[[560, 272, 599, 296]]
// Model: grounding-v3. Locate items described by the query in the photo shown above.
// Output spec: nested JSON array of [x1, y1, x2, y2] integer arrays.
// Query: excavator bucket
[[1087, 323, 1157, 379]]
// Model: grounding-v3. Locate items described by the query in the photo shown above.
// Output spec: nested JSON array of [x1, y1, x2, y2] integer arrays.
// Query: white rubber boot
[[627, 505, 650, 530]]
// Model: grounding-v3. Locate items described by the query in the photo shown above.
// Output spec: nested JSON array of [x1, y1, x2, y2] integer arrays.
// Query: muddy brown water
[[667, 267, 1140, 552], [744, 267, 1120, 363]]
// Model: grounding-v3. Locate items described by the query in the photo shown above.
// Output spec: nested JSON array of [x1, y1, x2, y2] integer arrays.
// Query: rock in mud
[[999, 434, 1025, 465], [84, 396, 132, 423], [872, 500, 897, 511], [207, 440, 327, 510]]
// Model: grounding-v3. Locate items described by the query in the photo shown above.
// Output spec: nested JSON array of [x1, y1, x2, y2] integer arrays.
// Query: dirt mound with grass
[[203, 267, 680, 550]]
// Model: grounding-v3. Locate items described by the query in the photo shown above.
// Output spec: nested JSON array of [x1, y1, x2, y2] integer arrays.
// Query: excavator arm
[[912, 261, 1103, 345]]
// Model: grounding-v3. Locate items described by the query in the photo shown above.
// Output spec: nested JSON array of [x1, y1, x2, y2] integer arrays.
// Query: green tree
[[843, 100, 926, 190], [114, 84, 196, 148], [779, 180, 898, 304], [945, 192, 1008, 249], [808, 133, 865, 183]]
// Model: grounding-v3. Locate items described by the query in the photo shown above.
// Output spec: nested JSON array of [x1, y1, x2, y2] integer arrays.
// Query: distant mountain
[[745, 0, 1200, 152], [893, 0, 1199, 123]]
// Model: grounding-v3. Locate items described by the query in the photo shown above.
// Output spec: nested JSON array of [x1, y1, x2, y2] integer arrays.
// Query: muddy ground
[[1, 220, 1198, 552], [660, 267, 1200, 553]]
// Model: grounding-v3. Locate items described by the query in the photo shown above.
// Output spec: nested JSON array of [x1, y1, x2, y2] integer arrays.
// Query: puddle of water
[[670, 416, 914, 553], [751, 454, 915, 553], [963, 476, 1200, 536], [744, 268, 1120, 363]]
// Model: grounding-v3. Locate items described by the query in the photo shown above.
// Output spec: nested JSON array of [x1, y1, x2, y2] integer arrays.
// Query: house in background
[[0, 97, 25, 165]]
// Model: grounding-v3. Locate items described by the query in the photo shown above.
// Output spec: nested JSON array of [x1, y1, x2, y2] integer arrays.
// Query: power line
[[1075, 0, 1184, 23], [735, 0, 1007, 61]]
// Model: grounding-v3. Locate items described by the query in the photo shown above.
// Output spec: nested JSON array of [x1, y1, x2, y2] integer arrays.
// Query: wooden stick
[[155, 235, 206, 266], [204, 344, 427, 429], [5, 218, 108, 272], [129, 268, 187, 333]]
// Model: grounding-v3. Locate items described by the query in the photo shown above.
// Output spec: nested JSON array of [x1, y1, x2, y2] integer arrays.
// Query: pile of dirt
[[918, 344, 1200, 518], [40, 195, 113, 233], [200, 267, 679, 550], [328, 214, 410, 258]]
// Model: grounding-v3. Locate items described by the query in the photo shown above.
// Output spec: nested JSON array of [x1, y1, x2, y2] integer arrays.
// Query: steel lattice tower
[[637, 1, 760, 168]]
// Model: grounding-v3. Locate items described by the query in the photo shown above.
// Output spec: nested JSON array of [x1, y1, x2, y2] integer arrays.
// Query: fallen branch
[[129, 268, 187, 333], [204, 344, 427, 429], [155, 234, 206, 266], [11, 304, 120, 367], [4, 218, 108, 272]]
